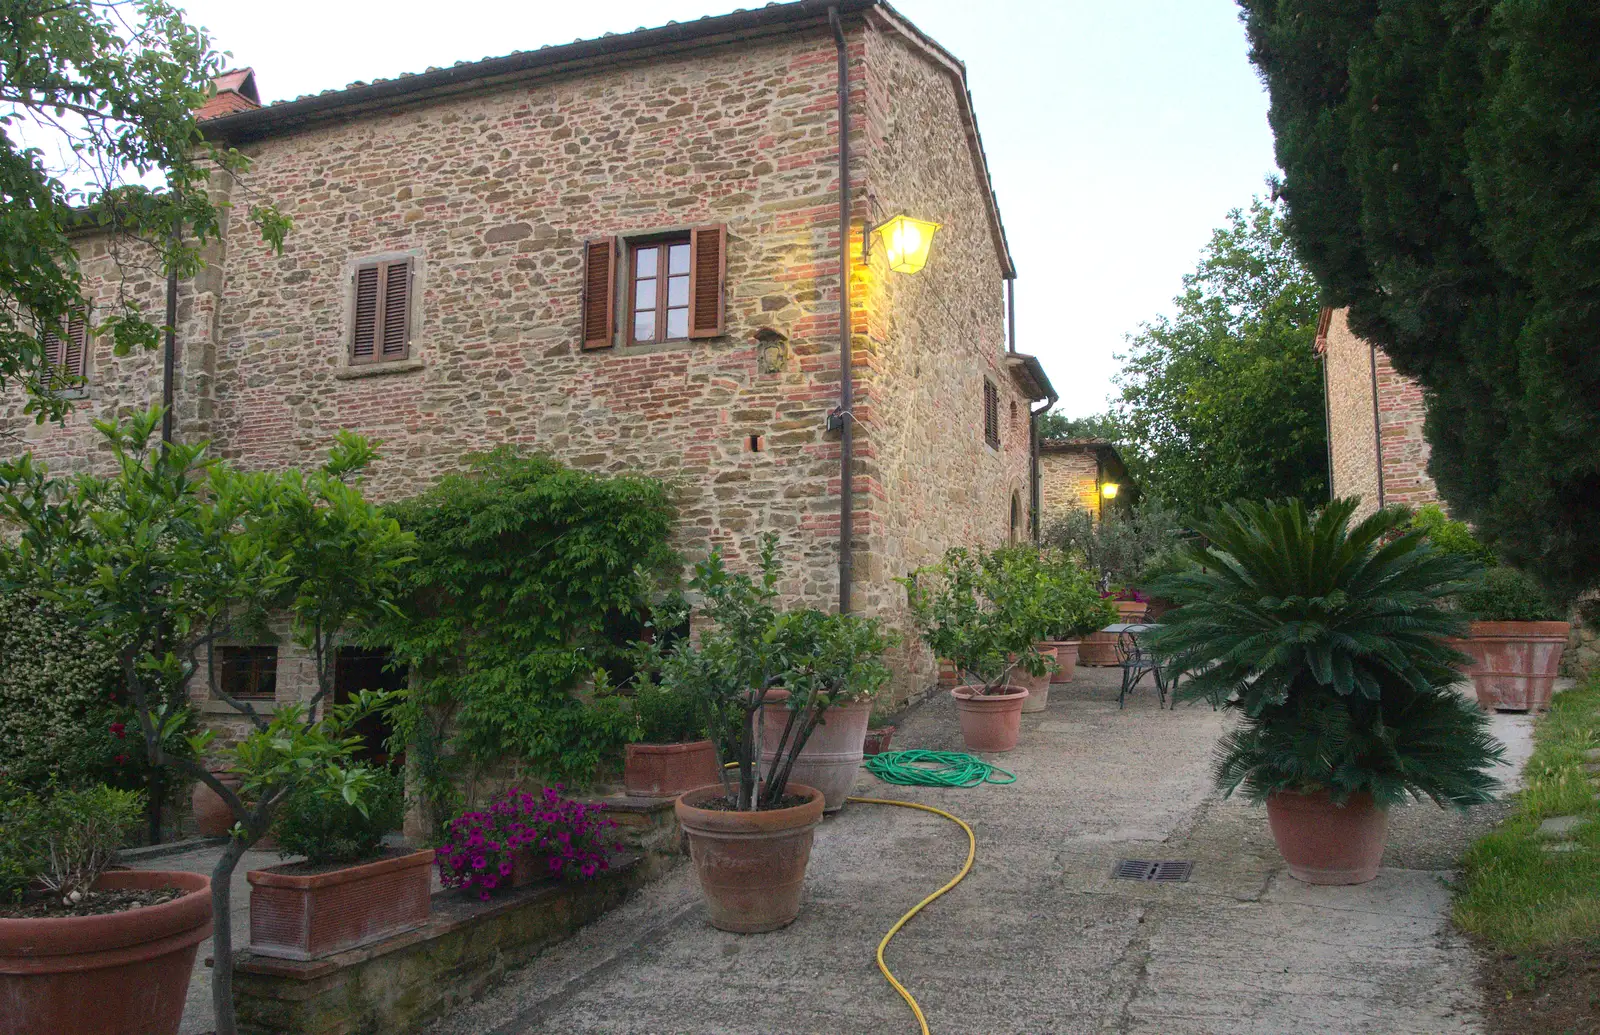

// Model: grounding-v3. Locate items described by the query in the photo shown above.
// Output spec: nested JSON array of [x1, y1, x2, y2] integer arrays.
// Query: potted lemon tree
[[1146, 499, 1502, 885], [1039, 552, 1118, 695]]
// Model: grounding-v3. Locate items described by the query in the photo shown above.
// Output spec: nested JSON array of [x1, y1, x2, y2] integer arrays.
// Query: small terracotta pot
[[247, 848, 434, 960], [1016, 647, 1056, 713], [863, 726, 896, 756], [676, 783, 825, 933], [1265, 790, 1388, 885], [937, 658, 960, 687], [1043, 640, 1080, 683], [760, 691, 871, 812], [191, 770, 241, 837], [950, 685, 1029, 752], [1457, 621, 1571, 712], [0, 870, 212, 1035], [623, 740, 720, 798]]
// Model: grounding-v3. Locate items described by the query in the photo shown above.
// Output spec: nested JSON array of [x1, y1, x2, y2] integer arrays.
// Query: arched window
[[1010, 490, 1022, 542]]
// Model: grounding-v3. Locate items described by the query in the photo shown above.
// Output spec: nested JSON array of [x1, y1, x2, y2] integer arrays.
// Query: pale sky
[[172, 0, 1278, 418]]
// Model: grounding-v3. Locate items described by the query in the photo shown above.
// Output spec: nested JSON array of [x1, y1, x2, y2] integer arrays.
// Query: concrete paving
[[415, 670, 1535, 1035]]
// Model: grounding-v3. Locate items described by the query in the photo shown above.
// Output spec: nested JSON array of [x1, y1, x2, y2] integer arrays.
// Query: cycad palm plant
[[1146, 498, 1502, 809]]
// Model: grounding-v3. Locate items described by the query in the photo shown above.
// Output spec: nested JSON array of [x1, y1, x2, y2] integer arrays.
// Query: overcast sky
[[171, 0, 1278, 417]]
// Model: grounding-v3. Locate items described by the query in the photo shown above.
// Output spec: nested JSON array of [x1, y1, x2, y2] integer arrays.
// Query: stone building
[[1037, 438, 1129, 528], [1, 0, 1056, 719], [1317, 307, 1440, 517]]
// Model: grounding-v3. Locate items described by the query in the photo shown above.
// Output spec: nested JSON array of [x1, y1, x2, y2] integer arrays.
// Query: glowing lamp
[[873, 215, 941, 274], [1100, 482, 1120, 500]]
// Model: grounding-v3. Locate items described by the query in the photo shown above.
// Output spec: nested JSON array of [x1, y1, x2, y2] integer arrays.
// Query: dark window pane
[[667, 275, 689, 307], [668, 243, 690, 275], [635, 279, 657, 310], [220, 646, 278, 701], [666, 308, 688, 340], [635, 246, 658, 278], [634, 311, 657, 342]]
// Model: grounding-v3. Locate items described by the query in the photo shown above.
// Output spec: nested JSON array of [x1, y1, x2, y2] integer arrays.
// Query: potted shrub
[[1454, 567, 1570, 713], [0, 783, 213, 1035], [436, 787, 614, 900], [1146, 499, 1502, 885], [863, 705, 896, 757], [245, 765, 430, 960], [623, 675, 719, 798], [1040, 552, 1118, 688], [651, 535, 892, 932], [901, 546, 1055, 751]]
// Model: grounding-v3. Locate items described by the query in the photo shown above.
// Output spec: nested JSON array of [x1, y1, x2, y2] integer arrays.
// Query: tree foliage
[[1111, 198, 1328, 513], [1036, 411, 1120, 441], [1239, 0, 1600, 600], [0, 0, 289, 421]]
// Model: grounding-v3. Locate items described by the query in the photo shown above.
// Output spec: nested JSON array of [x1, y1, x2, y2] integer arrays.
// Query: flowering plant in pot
[[244, 765, 428, 960], [1040, 553, 1117, 686], [900, 546, 1056, 750], [436, 787, 614, 900], [647, 534, 893, 931], [0, 782, 214, 1035], [1144, 498, 1503, 885]]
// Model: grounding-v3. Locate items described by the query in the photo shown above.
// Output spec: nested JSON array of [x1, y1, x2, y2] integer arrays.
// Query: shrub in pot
[[1145, 499, 1502, 885], [901, 546, 1055, 750], [647, 535, 892, 931], [0, 782, 213, 1035], [1040, 553, 1118, 686], [1454, 567, 1570, 712], [246, 765, 430, 960], [436, 787, 614, 900], [622, 673, 718, 798]]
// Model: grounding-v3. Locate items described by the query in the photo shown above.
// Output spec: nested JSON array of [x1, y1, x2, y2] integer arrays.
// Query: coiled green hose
[[863, 749, 1016, 788]]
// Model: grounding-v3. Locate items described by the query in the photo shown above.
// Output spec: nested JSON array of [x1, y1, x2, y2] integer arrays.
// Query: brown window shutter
[[984, 381, 1000, 448], [352, 265, 380, 362], [582, 237, 619, 350], [688, 224, 726, 339], [380, 261, 411, 358], [63, 309, 87, 379]]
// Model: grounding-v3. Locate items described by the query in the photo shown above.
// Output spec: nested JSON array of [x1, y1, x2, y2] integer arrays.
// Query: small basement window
[[219, 646, 278, 701]]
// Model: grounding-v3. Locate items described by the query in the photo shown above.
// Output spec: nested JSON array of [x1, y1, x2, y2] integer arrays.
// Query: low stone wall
[[1564, 603, 1598, 682], [234, 795, 682, 1035]]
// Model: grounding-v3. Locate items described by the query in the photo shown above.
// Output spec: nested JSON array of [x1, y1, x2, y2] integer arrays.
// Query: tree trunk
[[208, 835, 250, 1035]]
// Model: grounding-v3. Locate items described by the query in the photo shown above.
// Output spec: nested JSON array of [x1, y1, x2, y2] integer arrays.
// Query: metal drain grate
[[1111, 859, 1194, 883]]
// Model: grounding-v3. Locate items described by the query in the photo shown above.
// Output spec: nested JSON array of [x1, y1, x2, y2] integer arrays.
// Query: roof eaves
[[1005, 352, 1055, 404]]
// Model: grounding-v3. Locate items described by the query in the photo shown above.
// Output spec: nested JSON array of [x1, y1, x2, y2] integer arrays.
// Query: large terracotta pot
[[1043, 640, 1080, 683], [1016, 646, 1056, 713], [0, 870, 212, 1035], [246, 848, 434, 960], [760, 690, 871, 812], [1265, 790, 1388, 885], [950, 685, 1029, 752], [675, 783, 825, 933], [191, 769, 241, 837], [624, 740, 720, 798], [1457, 621, 1571, 712]]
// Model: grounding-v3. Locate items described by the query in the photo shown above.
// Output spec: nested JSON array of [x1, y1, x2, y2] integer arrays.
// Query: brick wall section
[[1, 15, 1030, 716], [1323, 307, 1440, 517]]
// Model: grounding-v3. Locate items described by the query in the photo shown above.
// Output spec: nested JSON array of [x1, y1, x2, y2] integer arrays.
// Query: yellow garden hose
[[845, 796, 977, 1035]]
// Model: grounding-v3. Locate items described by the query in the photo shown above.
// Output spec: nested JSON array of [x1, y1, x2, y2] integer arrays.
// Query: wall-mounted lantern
[[863, 214, 941, 274], [1100, 482, 1120, 501]]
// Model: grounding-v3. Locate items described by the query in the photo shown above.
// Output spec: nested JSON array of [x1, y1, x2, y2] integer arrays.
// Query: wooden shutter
[[984, 381, 1000, 448], [582, 237, 619, 350], [63, 309, 87, 379], [688, 224, 726, 339], [351, 259, 411, 364]]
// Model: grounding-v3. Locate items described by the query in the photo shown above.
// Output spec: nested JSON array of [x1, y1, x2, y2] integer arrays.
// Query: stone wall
[[1039, 448, 1100, 527], [1323, 307, 1440, 517]]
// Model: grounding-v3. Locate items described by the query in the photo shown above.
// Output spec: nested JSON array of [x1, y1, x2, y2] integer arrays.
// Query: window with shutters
[[983, 380, 1000, 449], [40, 306, 90, 389], [349, 258, 413, 364], [218, 646, 278, 701], [583, 225, 725, 350]]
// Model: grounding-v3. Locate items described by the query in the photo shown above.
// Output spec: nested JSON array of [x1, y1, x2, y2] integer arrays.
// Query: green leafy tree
[[1239, 0, 1600, 601], [0, 1, 289, 422], [1112, 198, 1327, 512], [1036, 411, 1121, 441], [0, 408, 409, 1035]]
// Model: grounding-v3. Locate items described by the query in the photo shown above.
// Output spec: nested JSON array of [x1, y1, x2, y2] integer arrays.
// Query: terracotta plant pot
[[1016, 646, 1056, 713], [247, 848, 434, 960], [675, 783, 825, 933], [191, 769, 241, 837], [937, 658, 960, 687], [760, 690, 871, 812], [1265, 790, 1388, 885], [1078, 631, 1119, 666], [1043, 639, 1080, 683], [1458, 621, 1571, 712], [950, 685, 1029, 752], [623, 740, 720, 798], [0, 870, 212, 1035], [863, 726, 896, 756], [1115, 599, 1149, 622]]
